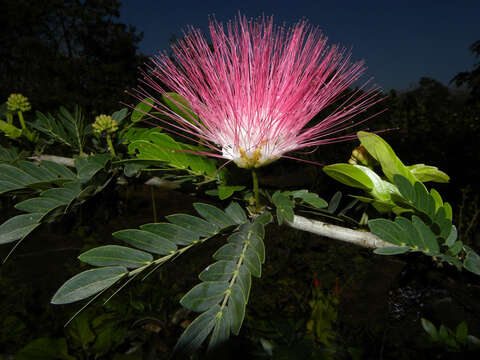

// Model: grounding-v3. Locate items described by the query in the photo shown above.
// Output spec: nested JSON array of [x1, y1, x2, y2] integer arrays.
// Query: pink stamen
[[136, 13, 383, 169]]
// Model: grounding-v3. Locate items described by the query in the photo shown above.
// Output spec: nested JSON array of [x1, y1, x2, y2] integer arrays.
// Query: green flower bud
[[348, 144, 377, 168], [7, 93, 31, 112], [93, 115, 118, 134]]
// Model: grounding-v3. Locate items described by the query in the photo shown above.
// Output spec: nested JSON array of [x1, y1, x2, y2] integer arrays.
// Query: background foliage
[[0, 0, 145, 113]]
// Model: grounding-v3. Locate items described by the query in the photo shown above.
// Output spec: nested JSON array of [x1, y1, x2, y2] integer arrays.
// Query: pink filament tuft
[[134, 14, 383, 168]]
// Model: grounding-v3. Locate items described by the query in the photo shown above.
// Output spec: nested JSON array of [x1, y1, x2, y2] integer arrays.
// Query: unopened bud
[[93, 115, 118, 134], [348, 145, 377, 167], [7, 93, 31, 112]]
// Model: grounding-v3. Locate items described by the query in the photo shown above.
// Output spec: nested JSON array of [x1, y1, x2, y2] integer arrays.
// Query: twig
[[28, 154, 75, 167], [288, 215, 391, 249]]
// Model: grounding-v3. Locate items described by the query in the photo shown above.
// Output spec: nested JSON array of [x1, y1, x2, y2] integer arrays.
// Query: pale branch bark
[[28, 154, 75, 167], [288, 215, 392, 249], [144, 177, 180, 190]]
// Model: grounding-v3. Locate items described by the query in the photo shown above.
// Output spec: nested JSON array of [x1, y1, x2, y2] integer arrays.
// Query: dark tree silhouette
[[451, 40, 480, 100], [0, 0, 146, 113]]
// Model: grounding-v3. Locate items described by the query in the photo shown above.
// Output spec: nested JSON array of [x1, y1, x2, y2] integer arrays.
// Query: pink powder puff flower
[[135, 14, 382, 169]]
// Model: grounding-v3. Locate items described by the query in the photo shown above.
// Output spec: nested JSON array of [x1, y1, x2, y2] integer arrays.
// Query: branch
[[28, 154, 75, 167], [288, 215, 391, 249], [27, 154, 389, 249]]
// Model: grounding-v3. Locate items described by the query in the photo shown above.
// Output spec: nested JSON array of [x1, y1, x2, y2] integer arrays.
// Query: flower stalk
[[18, 111, 26, 130], [106, 134, 116, 157], [251, 169, 260, 211]]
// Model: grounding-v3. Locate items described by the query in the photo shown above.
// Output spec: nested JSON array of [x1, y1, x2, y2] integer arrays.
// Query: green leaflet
[[289, 190, 328, 209], [193, 203, 237, 229], [464, 249, 480, 275], [17, 160, 59, 180], [161, 92, 201, 125], [217, 185, 246, 200], [328, 191, 342, 213], [225, 202, 248, 224], [131, 98, 154, 123], [15, 197, 66, 213], [407, 164, 450, 183], [272, 191, 294, 225], [78, 245, 153, 268], [180, 281, 230, 312], [323, 163, 374, 190], [199, 260, 237, 282], [173, 305, 221, 356], [357, 131, 416, 184], [75, 154, 112, 182], [166, 213, 219, 237], [227, 283, 246, 335], [140, 222, 199, 245], [421, 318, 439, 340], [394, 217, 419, 247], [41, 187, 81, 203], [0, 163, 38, 185], [0, 144, 20, 163], [51, 266, 128, 304], [445, 225, 458, 247], [0, 213, 43, 244], [368, 219, 407, 246], [113, 229, 177, 254], [412, 216, 439, 253]]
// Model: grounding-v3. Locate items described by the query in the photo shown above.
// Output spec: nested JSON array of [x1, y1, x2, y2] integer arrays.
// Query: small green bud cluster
[[7, 93, 31, 112], [93, 115, 118, 135]]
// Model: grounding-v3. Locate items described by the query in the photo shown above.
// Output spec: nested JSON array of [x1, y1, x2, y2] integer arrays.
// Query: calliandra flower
[[135, 14, 382, 169]]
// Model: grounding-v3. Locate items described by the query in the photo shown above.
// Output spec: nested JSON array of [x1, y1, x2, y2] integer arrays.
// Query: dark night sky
[[120, 0, 479, 91]]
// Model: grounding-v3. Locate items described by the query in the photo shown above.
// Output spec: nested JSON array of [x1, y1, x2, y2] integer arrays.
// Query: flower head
[[7, 93, 31, 112], [136, 14, 381, 168], [93, 115, 118, 135]]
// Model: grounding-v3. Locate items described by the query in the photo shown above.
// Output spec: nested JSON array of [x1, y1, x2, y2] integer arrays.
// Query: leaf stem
[[128, 232, 215, 278], [251, 169, 260, 210], [220, 241, 248, 310], [17, 111, 26, 129]]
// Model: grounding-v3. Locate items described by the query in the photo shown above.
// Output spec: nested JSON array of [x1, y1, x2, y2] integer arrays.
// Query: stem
[[288, 214, 391, 249], [251, 169, 260, 210], [27, 155, 75, 167], [106, 134, 116, 157], [6, 113, 13, 124], [17, 111, 26, 130], [129, 242, 195, 277]]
